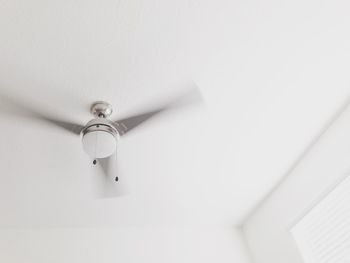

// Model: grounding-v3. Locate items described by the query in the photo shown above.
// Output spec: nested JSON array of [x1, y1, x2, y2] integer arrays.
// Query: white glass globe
[[82, 130, 117, 159]]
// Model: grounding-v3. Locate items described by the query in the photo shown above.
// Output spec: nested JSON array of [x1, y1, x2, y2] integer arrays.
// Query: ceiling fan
[[0, 86, 203, 198]]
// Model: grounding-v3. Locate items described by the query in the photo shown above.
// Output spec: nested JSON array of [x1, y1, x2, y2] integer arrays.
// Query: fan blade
[[114, 109, 164, 135], [93, 153, 127, 198], [0, 93, 84, 135], [37, 117, 84, 135], [114, 87, 203, 135]]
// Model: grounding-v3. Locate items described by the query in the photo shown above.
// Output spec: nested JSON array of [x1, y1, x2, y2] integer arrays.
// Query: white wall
[[0, 227, 251, 263], [243, 99, 350, 263]]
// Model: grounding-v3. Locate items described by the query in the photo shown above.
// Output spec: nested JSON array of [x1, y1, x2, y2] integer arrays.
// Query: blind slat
[[291, 175, 350, 263]]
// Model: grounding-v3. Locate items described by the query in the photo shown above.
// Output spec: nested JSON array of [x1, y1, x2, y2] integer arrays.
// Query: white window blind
[[291, 175, 350, 263]]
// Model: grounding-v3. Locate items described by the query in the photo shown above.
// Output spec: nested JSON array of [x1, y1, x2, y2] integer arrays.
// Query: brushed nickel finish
[[90, 101, 113, 118], [81, 118, 119, 138]]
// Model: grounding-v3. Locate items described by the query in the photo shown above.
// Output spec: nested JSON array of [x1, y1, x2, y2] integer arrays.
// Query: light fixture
[[81, 102, 119, 159], [82, 128, 117, 159]]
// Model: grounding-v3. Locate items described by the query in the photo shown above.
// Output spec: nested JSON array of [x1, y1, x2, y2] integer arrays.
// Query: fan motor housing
[[82, 118, 119, 137]]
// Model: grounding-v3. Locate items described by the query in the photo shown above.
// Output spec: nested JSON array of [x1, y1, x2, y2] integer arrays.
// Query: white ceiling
[[0, 0, 350, 228], [0, 227, 251, 263]]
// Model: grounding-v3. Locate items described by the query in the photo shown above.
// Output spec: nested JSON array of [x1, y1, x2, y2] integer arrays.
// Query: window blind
[[291, 175, 350, 263]]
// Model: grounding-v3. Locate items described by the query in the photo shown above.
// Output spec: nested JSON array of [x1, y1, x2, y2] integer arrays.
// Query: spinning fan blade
[[35, 117, 84, 135], [0, 93, 84, 135], [93, 153, 127, 198], [114, 87, 203, 135]]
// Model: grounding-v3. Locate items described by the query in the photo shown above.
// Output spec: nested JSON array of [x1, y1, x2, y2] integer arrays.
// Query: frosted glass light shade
[[82, 131, 116, 159]]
